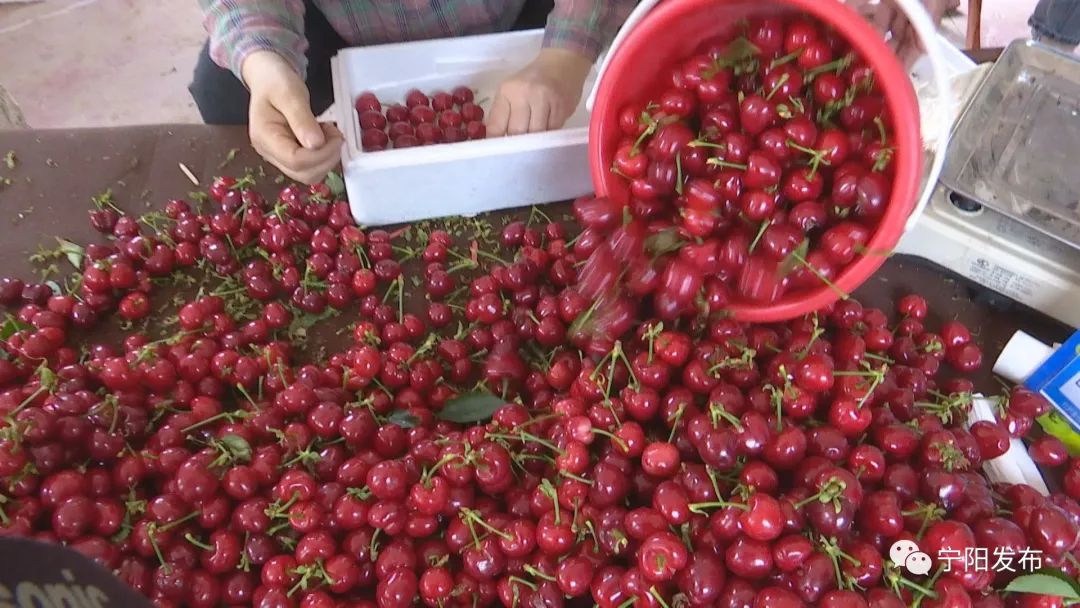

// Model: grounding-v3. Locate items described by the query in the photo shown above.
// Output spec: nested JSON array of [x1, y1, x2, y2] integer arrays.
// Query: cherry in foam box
[[331, 30, 596, 226]]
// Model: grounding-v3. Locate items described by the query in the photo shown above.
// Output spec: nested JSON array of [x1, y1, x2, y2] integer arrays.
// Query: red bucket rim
[[588, 0, 924, 323]]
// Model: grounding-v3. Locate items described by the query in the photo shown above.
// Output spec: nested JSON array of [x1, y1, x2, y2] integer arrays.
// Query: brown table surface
[[0, 124, 1069, 391], [965, 47, 1005, 65]]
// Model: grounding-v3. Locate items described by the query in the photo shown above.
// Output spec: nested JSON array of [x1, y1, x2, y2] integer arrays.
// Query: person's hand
[[845, 0, 948, 65], [241, 50, 343, 184], [487, 48, 593, 137]]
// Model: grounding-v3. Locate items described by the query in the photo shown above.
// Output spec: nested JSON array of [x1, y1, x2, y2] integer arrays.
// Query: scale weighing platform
[[897, 40, 1080, 329]]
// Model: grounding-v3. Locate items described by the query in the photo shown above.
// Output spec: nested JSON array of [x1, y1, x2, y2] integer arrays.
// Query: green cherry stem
[[522, 565, 556, 582], [706, 158, 748, 171], [687, 500, 749, 515]]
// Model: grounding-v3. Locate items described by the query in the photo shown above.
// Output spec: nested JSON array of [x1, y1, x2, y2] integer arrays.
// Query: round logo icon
[[889, 539, 933, 576]]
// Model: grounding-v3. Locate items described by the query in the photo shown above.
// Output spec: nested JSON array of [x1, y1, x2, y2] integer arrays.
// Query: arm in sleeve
[[198, 0, 308, 81], [542, 0, 638, 61]]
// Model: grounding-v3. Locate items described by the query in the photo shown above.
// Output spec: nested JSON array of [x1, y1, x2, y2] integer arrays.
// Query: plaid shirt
[[200, 0, 637, 80]]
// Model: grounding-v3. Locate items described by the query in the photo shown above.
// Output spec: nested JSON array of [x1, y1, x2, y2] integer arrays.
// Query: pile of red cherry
[[355, 86, 487, 151], [0, 165, 1077, 608], [1, 10, 1080, 606], [594, 14, 901, 309]]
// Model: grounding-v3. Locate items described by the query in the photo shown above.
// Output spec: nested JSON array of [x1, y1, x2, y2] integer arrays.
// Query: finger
[[506, 97, 531, 136], [293, 150, 343, 185], [277, 147, 340, 185], [258, 121, 340, 179], [867, 6, 897, 49], [547, 106, 567, 131], [846, 0, 876, 20], [528, 98, 551, 133], [889, 7, 910, 45], [548, 97, 574, 131], [275, 91, 326, 149], [900, 27, 923, 66], [320, 121, 343, 142], [868, 5, 894, 34], [900, 0, 946, 62], [926, 0, 948, 23], [486, 94, 512, 137], [249, 103, 300, 169]]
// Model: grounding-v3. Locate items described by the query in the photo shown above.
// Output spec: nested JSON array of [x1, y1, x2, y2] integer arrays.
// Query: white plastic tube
[[966, 396, 1050, 495]]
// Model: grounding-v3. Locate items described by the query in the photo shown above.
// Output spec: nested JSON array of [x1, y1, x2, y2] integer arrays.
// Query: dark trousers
[[1030, 0, 1080, 46], [190, 0, 555, 125]]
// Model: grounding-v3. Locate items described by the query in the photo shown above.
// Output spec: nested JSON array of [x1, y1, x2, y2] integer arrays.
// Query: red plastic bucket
[[588, 0, 924, 323]]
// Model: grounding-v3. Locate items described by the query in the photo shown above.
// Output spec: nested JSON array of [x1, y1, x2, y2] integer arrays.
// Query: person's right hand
[[844, 0, 948, 65], [241, 50, 343, 184]]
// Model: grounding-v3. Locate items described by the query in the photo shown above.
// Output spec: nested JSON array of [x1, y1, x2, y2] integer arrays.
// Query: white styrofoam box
[[331, 30, 597, 226]]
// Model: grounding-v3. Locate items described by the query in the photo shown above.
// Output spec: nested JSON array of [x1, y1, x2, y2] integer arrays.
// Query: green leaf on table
[[1005, 569, 1080, 600], [325, 171, 346, 197], [438, 392, 504, 424], [56, 238, 84, 269], [387, 410, 420, 429], [218, 148, 239, 170], [287, 308, 340, 341], [44, 281, 62, 296], [0, 315, 30, 340]]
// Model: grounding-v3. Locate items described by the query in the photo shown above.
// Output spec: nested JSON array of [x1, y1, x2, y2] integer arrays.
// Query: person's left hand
[[487, 48, 593, 136]]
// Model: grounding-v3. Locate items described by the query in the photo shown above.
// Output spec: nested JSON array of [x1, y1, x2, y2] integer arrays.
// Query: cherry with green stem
[[795, 476, 849, 513], [145, 510, 201, 573], [288, 559, 333, 597], [486, 429, 564, 456], [706, 158, 748, 171], [708, 401, 744, 431], [786, 140, 831, 180], [183, 532, 214, 551], [641, 321, 664, 364], [770, 48, 804, 69], [459, 507, 513, 550], [833, 360, 889, 409], [708, 343, 758, 376], [538, 478, 562, 525], [805, 53, 854, 80], [902, 502, 946, 540], [748, 219, 772, 254], [765, 73, 791, 101], [649, 587, 673, 608], [784, 246, 849, 300], [818, 535, 862, 590]]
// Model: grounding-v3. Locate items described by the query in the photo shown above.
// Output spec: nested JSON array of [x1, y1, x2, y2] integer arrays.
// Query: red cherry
[[405, 88, 430, 108], [970, 421, 1011, 460], [636, 531, 688, 582], [946, 343, 983, 372], [748, 17, 786, 55], [739, 95, 778, 136], [739, 493, 784, 541], [641, 442, 680, 478], [1029, 437, 1070, 467], [355, 91, 381, 112]]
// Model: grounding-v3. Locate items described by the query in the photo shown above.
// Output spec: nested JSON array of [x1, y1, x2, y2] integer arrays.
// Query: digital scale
[[896, 40, 1080, 329]]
